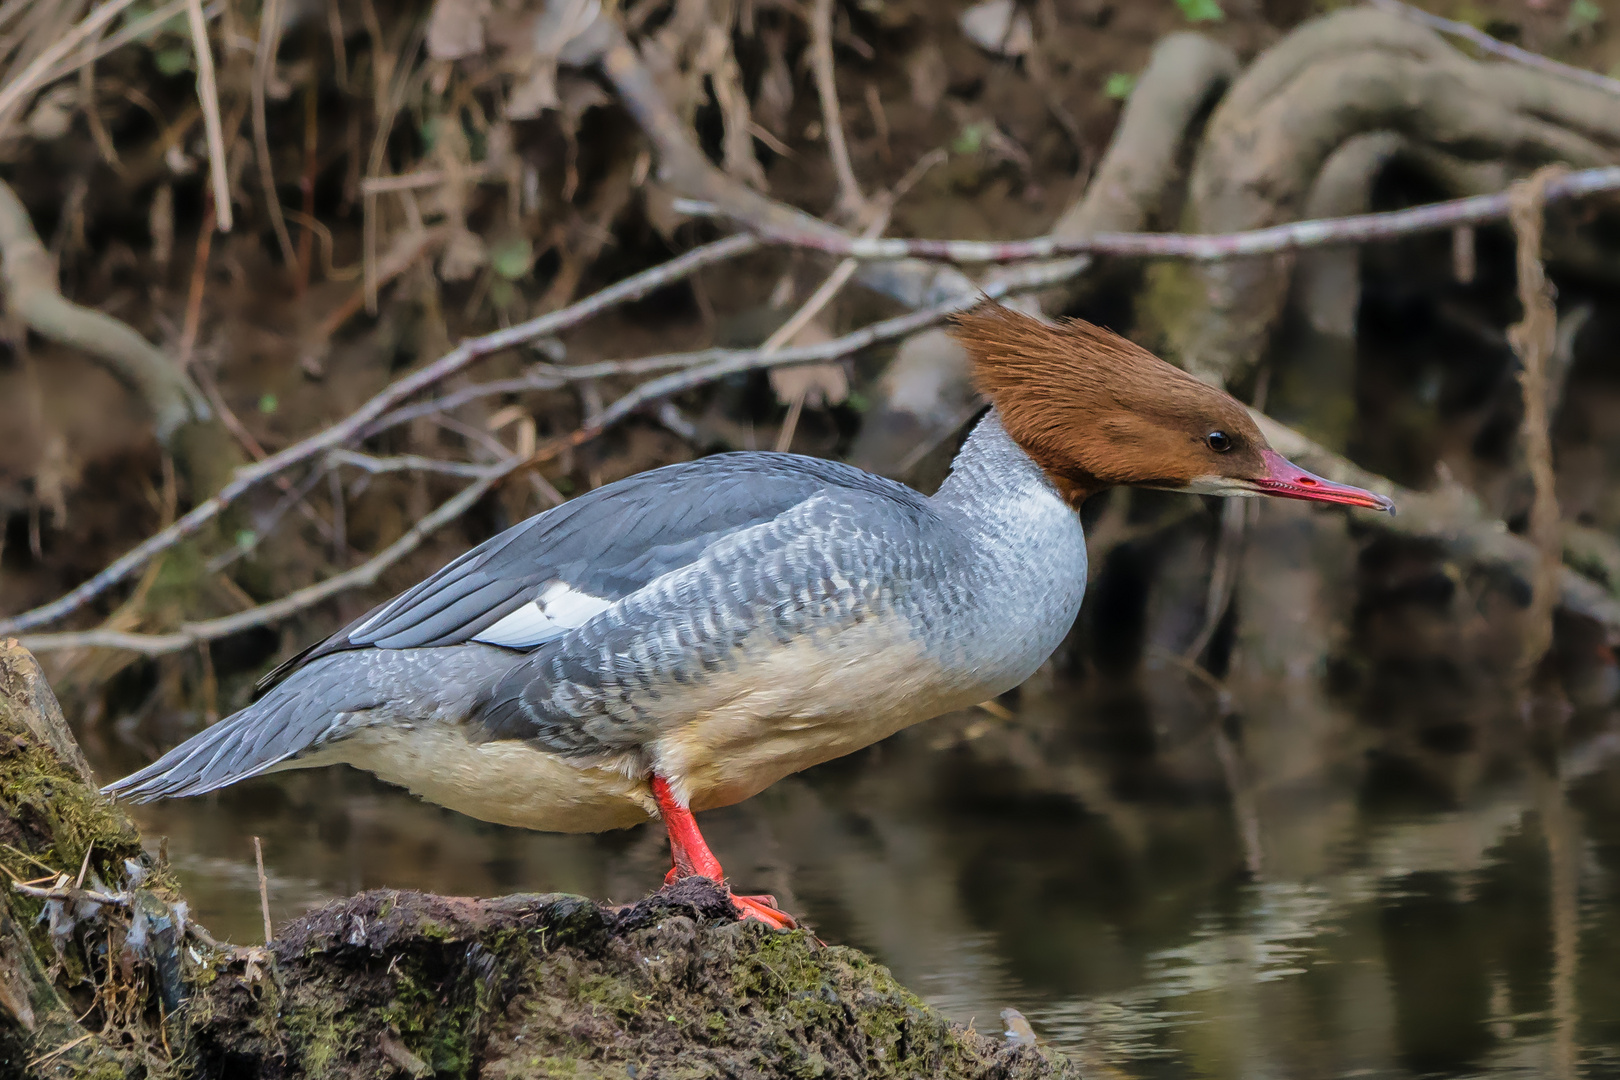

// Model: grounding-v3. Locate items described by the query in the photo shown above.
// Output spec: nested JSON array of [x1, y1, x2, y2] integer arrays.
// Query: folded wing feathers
[[471, 581, 612, 649]]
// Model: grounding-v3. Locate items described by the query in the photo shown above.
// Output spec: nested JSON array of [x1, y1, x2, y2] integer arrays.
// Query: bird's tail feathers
[[103, 688, 340, 802]]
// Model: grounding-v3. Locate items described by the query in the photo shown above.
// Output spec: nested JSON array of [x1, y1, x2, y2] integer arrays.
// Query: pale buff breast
[[651, 620, 980, 812]]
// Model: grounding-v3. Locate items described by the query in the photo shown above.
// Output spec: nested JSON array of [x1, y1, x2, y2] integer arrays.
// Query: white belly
[[319, 727, 656, 833]]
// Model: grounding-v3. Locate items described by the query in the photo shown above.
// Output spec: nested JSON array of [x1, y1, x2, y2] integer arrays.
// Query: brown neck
[[1044, 470, 1103, 508], [952, 304, 1269, 498]]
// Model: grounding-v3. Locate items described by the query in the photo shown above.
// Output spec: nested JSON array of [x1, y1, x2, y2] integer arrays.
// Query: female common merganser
[[107, 303, 1391, 927]]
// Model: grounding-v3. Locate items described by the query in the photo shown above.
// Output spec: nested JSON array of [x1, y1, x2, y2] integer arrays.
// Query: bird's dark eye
[[1206, 431, 1232, 453]]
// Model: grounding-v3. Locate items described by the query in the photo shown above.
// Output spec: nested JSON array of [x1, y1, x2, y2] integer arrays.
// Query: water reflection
[[74, 505, 1620, 1079]]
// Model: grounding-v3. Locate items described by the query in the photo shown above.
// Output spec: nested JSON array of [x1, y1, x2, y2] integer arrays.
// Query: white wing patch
[[473, 580, 612, 648]]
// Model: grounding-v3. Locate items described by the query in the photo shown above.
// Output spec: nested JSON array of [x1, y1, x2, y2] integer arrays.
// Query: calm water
[[61, 495, 1620, 1080], [79, 649, 1620, 1080]]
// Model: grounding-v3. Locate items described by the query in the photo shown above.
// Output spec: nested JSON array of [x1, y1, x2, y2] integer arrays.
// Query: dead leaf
[[906, 43, 948, 114], [754, 26, 795, 136], [506, 58, 561, 119], [503, 0, 603, 119], [534, 0, 602, 55], [437, 228, 488, 282], [769, 323, 848, 408], [555, 73, 612, 123], [1001, 1007, 1038, 1047], [427, 0, 491, 59], [26, 85, 77, 141], [771, 362, 848, 408], [960, 0, 1032, 57]]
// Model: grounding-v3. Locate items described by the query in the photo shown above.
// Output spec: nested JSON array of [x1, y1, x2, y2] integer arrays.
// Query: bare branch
[[698, 165, 1620, 263], [252, 0, 297, 267], [326, 450, 493, 478], [185, 0, 232, 231], [809, 0, 867, 222], [583, 257, 1088, 438], [20, 458, 521, 657], [0, 234, 758, 636], [1508, 166, 1565, 676], [589, 13, 974, 309], [1368, 0, 1620, 99]]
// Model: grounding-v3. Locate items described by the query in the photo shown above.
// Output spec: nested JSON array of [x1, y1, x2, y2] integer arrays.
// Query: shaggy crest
[[950, 303, 1269, 503]]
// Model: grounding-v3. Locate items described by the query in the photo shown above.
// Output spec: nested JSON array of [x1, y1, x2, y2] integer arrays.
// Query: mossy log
[[0, 641, 1076, 1079]]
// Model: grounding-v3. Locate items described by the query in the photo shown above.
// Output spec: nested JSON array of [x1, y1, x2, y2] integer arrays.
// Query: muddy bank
[[0, 640, 1072, 1079]]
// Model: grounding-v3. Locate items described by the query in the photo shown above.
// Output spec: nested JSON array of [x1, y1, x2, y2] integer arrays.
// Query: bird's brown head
[[950, 302, 1393, 512]]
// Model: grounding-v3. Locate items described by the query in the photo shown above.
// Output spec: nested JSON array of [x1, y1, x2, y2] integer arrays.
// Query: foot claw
[[731, 892, 797, 930]]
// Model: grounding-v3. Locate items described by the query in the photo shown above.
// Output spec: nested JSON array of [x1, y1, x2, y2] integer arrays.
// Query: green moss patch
[[191, 880, 1075, 1080]]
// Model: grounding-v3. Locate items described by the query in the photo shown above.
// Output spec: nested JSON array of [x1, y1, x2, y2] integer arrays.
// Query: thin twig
[[361, 6, 426, 314], [185, 0, 232, 231], [77, 21, 120, 170], [809, 0, 867, 222], [204, 458, 332, 573], [583, 258, 1087, 438], [20, 458, 518, 655], [769, 150, 943, 450], [326, 449, 493, 478], [698, 165, 1620, 263], [252, 0, 297, 268], [1368, 0, 1620, 99], [1508, 166, 1565, 680], [0, 0, 143, 130], [0, 234, 757, 636], [178, 198, 216, 364], [13, 881, 128, 906], [304, 225, 450, 352], [1184, 498, 1247, 662], [770, 208, 887, 452], [73, 841, 93, 890], [766, 149, 945, 359], [37, 1, 224, 89], [360, 165, 492, 195], [253, 837, 272, 945]]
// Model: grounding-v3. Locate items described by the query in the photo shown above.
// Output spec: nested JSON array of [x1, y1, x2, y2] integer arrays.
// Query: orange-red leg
[[651, 775, 796, 930]]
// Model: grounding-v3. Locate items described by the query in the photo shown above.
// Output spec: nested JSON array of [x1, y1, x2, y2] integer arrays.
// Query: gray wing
[[474, 485, 950, 756], [264, 452, 933, 687], [106, 453, 936, 804]]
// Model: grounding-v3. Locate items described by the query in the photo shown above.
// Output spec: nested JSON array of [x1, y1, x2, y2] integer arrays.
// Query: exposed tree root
[[0, 177, 233, 499], [1140, 7, 1620, 389]]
